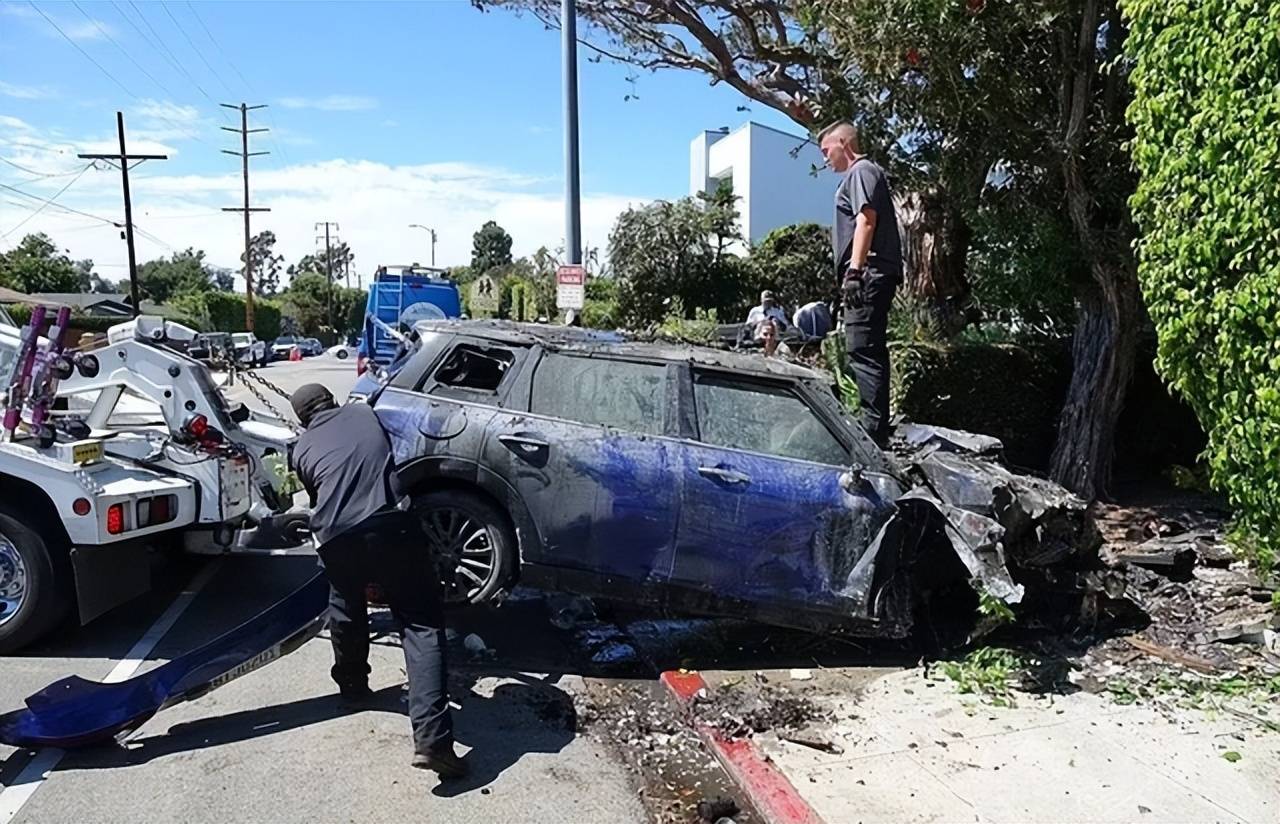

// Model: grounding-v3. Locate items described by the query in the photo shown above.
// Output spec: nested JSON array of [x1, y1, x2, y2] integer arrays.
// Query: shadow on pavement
[[55, 670, 579, 796]]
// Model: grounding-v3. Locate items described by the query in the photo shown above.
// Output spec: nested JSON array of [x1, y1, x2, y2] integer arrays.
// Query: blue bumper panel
[[0, 573, 328, 749]]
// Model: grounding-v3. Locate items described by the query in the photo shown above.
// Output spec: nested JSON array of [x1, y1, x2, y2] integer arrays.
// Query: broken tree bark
[[896, 190, 974, 339]]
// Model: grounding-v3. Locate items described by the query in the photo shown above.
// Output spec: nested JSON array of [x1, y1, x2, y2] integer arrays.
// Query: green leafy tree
[[0, 233, 80, 293], [288, 242, 355, 288], [610, 185, 746, 327], [749, 223, 834, 315], [137, 248, 216, 303], [243, 230, 284, 296], [471, 220, 514, 274], [1127, 0, 1280, 569]]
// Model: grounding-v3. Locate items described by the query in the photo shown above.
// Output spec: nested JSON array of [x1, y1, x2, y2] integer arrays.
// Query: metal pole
[[431, 229, 437, 267], [324, 224, 333, 334], [116, 112, 141, 316], [562, 0, 582, 265]]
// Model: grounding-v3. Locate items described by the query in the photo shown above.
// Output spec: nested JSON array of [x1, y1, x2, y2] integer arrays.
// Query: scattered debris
[[692, 678, 827, 738], [1221, 750, 1242, 763], [789, 668, 813, 681], [779, 731, 845, 755]]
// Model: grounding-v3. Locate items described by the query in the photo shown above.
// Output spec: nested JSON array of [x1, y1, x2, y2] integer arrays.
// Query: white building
[[689, 121, 834, 248]]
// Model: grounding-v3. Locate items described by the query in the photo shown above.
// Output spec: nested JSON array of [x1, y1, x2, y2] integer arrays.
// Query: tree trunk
[[896, 190, 973, 339], [1049, 265, 1142, 499]]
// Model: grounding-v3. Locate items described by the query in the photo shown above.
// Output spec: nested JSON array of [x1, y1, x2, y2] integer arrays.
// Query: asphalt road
[[0, 358, 653, 824]]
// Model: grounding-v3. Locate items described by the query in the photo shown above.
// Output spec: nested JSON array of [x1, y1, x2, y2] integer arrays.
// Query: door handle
[[698, 466, 751, 485], [499, 434, 549, 453]]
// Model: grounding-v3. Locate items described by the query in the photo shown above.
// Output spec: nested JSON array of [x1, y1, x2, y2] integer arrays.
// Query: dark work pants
[[844, 268, 898, 445], [317, 509, 453, 755]]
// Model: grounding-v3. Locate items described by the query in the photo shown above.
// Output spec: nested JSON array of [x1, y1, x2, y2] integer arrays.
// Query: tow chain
[[211, 352, 300, 434]]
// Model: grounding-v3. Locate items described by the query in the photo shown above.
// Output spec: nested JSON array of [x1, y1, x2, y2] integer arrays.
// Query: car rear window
[[531, 353, 666, 436], [692, 373, 849, 466], [431, 344, 514, 393]]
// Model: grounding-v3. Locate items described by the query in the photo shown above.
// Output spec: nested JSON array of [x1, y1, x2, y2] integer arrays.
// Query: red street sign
[[556, 264, 585, 285]]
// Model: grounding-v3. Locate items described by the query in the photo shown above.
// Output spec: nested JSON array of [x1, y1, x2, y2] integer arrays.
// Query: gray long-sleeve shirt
[[833, 158, 902, 279], [291, 402, 404, 545]]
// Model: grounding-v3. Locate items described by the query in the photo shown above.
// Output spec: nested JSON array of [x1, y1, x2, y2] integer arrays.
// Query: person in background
[[745, 290, 789, 339], [760, 319, 793, 359], [818, 121, 903, 446], [792, 301, 833, 341], [289, 384, 467, 780]]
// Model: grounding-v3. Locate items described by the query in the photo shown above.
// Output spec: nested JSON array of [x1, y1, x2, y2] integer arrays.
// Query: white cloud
[[0, 80, 57, 100], [0, 115, 36, 132], [2, 155, 646, 284], [129, 98, 208, 144], [63, 19, 113, 42], [277, 95, 379, 112]]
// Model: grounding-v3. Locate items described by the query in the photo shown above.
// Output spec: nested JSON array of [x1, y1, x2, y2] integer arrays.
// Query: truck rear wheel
[[0, 511, 69, 654]]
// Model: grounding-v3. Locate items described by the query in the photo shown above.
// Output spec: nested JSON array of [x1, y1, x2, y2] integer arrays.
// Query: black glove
[[842, 267, 867, 309]]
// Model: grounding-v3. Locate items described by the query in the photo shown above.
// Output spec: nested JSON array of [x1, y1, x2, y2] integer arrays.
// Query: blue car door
[[672, 369, 893, 618], [480, 352, 682, 585]]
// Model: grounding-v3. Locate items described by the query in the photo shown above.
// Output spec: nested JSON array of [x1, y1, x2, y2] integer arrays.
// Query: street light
[[408, 224, 437, 267]]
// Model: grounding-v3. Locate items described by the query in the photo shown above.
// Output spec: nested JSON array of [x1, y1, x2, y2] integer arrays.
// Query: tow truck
[[0, 310, 301, 654]]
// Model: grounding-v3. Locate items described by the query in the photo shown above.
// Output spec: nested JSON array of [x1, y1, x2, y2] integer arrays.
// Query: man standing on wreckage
[[290, 383, 468, 779]]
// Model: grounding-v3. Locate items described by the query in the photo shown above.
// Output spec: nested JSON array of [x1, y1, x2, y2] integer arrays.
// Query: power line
[[160, 1, 237, 98], [119, 0, 231, 123], [2, 165, 94, 238], [0, 182, 123, 227], [183, 0, 292, 168], [68, 1, 216, 149], [0, 157, 87, 179], [28, 1, 137, 100]]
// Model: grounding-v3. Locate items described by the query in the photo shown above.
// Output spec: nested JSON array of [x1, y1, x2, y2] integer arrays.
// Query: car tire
[[0, 511, 69, 654], [411, 490, 516, 605], [335, 349, 348, 360]]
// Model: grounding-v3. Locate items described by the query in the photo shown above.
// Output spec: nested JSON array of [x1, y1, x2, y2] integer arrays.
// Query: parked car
[[362, 320, 1099, 639], [300, 338, 325, 357], [189, 332, 233, 365], [327, 344, 353, 360], [231, 332, 269, 367], [271, 336, 301, 360]]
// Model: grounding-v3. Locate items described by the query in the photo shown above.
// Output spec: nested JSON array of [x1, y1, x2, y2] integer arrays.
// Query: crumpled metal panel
[[0, 573, 327, 749]]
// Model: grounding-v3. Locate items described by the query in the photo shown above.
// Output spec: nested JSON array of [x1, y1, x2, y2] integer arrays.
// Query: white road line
[[0, 560, 221, 824]]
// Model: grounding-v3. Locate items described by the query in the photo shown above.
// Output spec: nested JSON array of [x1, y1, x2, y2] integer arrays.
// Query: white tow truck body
[[0, 315, 298, 653]]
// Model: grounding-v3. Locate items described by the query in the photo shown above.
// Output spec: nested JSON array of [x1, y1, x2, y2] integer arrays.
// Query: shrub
[[1127, 0, 1280, 566]]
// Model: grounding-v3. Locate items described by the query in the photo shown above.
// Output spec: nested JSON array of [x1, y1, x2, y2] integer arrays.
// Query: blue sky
[[0, 0, 802, 282]]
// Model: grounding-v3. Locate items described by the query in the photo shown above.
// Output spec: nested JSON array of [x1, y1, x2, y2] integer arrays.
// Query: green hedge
[[1127, 0, 1280, 570], [6, 302, 201, 337], [173, 291, 281, 340]]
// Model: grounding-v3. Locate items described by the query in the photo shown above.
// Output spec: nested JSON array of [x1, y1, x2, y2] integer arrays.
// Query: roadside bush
[[174, 291, 281, 340], [1127, 0, 1280, 568], [749, 223, 834, 315], [6, 303, 200, 337]]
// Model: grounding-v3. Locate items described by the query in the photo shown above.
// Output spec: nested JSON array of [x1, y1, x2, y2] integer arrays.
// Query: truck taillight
[[137, 494, 178, 528], [106, 503, 125, 535], [183, 413, 209, 439]]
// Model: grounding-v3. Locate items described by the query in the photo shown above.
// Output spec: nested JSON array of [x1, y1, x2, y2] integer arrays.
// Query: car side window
[[692, 372, 849, 466], [531, 353, 666, 436], [427, 344, 515, 398]]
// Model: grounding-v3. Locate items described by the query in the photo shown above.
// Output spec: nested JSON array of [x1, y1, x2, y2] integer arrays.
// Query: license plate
[[72, 441, 104, 464]]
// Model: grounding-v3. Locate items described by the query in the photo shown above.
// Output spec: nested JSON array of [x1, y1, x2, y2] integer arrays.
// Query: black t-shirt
[[832, 158, 902, 278]]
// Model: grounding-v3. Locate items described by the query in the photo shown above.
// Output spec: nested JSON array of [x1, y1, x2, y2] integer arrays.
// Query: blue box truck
[[356, 265, 462, 377]]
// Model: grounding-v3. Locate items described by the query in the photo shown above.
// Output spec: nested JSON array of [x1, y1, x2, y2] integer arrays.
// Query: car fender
[[395, 455, 544, 563]]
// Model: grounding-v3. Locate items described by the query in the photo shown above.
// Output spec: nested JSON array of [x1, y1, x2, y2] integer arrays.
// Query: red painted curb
[[660, 670, 825, 824]]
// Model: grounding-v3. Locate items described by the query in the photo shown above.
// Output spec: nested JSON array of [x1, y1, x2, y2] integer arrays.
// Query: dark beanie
[[291, 383, 337, 427]]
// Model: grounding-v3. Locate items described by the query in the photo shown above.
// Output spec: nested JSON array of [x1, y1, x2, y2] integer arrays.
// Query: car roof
[[413, 319, 827, 382]]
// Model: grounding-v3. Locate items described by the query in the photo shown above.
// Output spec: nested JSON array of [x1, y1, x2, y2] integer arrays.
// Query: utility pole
[[220, 103, 270, 332], [408, 224, 437, 267], [562, 0, 582, 265], [78, 112, 167, 316], [316, 222, 338, 336]]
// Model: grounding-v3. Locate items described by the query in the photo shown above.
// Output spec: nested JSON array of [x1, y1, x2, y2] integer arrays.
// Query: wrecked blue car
[[367, 321, 1101, 639]]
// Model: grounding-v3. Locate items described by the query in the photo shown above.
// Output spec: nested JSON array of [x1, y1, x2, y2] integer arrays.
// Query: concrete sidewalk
[[737, 667, 1279, 824]]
